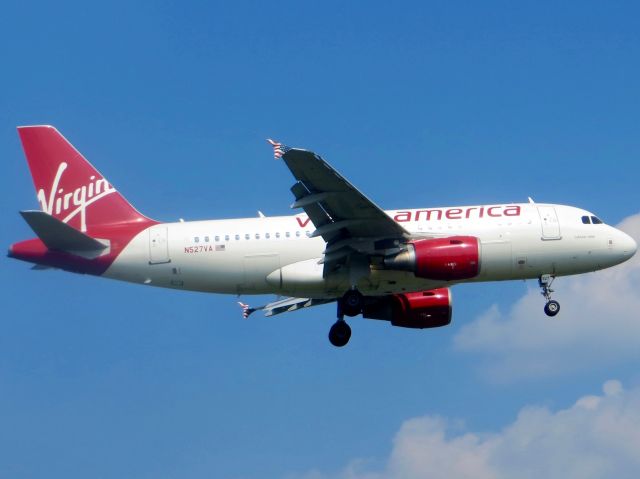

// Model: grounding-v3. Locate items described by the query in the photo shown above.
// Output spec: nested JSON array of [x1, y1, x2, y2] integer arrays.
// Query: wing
[[270, 141, 410, 275], [238, 297, 334, 318]]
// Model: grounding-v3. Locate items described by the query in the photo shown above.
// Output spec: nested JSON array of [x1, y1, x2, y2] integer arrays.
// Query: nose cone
[[618, 231, 637, 261]]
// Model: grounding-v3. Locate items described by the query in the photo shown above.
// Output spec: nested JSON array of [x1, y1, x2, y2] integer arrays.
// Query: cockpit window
[[581, 216, 591, 224], [591, 216, 603, 224]]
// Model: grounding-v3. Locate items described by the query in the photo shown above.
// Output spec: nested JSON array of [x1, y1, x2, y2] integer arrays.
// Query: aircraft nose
[[618, 231, 637, 260]]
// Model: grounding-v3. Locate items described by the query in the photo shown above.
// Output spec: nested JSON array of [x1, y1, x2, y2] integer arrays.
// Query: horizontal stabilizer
[[20, 210, 109, 258]]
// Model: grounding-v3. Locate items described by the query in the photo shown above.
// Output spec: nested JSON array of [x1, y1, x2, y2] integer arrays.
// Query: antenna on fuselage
[[528, 197, 535, 204]]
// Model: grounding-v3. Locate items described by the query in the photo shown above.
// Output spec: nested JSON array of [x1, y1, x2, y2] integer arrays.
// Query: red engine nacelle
[[384, 236, 480, 281], [362, 288, 452, 329]]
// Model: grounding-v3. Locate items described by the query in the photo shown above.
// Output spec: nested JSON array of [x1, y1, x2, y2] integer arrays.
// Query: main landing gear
[[341, 289, 364, 317], [539, 274, 560, 317], [328, 290, 363, 347], [329, 318, 352, 347]]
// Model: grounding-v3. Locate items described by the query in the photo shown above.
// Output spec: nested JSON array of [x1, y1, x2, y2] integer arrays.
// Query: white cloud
[[292, 380, 640, 479], [453, 212, 640, 380]]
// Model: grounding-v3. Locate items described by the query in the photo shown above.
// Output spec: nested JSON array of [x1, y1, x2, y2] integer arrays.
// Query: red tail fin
[[18, 125, 153, 233]]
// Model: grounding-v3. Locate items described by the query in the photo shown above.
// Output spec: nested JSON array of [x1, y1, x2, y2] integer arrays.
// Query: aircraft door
[[538, 206, 561, 240], [149, 226, 171, 264]]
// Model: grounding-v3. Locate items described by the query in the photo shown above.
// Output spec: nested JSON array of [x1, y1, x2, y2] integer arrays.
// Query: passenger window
[[266, 233, 270, 239], [295, 231, 301, 237], [245, 234, 250, 240], [581, 216, 591, 224], [286, 232, 291, 238], [235, 234, 240, 241], [255, 233, 260, 239], [204, 236, 210, 242], [195, 237, 199, 243], [215, 235, 220, 242], [275, 232, 280, 239], [305, 231, 311, 237], [591, 216, 603, 224], [225, 235, 230, 241]]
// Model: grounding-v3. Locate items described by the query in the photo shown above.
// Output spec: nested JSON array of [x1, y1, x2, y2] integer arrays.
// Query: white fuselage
[[104, 203, 636, 298]]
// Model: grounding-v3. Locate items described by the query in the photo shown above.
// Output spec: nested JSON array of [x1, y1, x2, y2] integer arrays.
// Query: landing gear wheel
[[329, 319, 352, 347], [544, 300, 560, 317], [539, 274, 560, 317], [341, 290, 364, 317]]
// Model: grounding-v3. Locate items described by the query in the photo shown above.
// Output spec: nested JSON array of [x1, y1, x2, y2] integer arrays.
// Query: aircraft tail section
[[10, 126, 157, 275], [17, 125, 154, 233]]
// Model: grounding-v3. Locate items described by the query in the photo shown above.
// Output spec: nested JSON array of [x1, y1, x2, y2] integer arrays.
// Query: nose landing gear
[[544, 300, 560, 316], [539, 274, 560, 317]]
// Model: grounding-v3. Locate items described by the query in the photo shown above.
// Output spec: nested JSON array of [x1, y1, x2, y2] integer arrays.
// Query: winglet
[[266, 139, 290, 159], [237, 302, 255, 319]]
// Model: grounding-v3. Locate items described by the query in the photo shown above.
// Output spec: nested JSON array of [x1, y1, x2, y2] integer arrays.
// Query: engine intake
[[363, 288, 452, 329], [384, 236, 480, 281]]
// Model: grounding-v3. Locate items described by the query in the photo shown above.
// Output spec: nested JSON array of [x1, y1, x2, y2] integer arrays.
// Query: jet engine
[[362, 288, 452, 329], [384, 236, 480, 281]]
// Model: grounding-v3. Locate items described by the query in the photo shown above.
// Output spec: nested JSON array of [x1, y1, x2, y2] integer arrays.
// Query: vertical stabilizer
[[17, 125, 153, 233]]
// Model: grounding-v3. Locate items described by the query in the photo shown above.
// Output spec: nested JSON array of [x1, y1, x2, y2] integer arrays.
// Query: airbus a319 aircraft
[[8, 126, 637, 346]]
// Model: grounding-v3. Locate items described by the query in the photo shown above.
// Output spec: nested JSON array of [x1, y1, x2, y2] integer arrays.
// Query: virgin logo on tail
[[37, 162, 116, 232]]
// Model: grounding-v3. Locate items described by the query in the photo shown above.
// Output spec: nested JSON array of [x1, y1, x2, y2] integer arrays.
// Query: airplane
[[8, 125, 638, 347]]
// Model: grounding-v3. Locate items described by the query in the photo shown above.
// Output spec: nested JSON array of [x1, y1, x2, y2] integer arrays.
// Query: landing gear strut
[[539, 274, 560, 317], [328, 292, 362, 347]]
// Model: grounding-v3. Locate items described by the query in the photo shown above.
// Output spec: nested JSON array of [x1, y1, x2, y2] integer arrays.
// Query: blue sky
[[1, 1, 640, 478]]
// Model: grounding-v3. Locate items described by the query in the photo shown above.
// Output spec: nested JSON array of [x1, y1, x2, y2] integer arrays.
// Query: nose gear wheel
[[539, 274, 560, 317], [544, 300, 560, 316]]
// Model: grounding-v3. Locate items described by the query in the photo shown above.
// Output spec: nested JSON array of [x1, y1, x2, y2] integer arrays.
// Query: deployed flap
[[20, 210, 108, 258]]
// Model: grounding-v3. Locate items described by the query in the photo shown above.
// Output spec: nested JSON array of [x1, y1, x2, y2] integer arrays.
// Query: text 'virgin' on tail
[[17, 125, 154, 233]]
